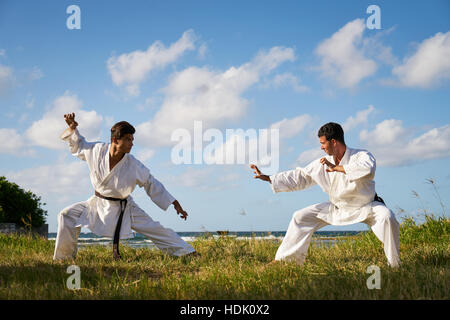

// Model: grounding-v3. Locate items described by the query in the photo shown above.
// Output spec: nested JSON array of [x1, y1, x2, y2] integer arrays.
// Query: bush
[[0, 176, 47, 228]]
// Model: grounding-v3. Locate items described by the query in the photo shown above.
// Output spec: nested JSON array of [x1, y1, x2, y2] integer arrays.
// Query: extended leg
[[53, 202, 87, 260], [275, 202, 330, 264], [130, 206, 196, 256], [364, 202, 401, 267]]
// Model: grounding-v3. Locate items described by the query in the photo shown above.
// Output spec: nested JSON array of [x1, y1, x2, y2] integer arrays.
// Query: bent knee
[[292, 209, 313, 224], [374, 205, 397, 223]]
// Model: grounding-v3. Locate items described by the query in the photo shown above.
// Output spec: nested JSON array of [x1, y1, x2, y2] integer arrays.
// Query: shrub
[[0, 176, 47, 228]]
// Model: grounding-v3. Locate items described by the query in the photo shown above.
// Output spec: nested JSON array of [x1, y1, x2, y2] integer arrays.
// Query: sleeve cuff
[[162, 194, 176, 211], [60, 128, 76, 141], [269, 174, 278, 193]]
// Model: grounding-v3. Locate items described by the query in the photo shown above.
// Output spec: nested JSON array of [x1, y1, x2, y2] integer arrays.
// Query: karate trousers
[[53, 201, 196, 260], [274, 201, 401, 267]]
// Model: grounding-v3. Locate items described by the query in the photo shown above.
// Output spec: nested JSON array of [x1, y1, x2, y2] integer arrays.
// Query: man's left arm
[[136, 161, 188, 220]]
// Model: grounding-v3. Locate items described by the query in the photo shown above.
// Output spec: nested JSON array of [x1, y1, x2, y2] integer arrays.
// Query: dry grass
[[0, 214, 448, 299]]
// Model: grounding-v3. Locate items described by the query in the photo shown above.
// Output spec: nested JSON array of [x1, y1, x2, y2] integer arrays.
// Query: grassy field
[[0, 214, 448, 300]]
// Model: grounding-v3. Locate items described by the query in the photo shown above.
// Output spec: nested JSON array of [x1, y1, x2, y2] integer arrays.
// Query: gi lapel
[[99, 151, 128, 189], [329, 148, 350, 200]]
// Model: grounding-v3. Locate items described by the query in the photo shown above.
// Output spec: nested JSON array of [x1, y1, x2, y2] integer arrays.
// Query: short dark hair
[[111, 121, 135, 142], [318, 122, 345, 144]]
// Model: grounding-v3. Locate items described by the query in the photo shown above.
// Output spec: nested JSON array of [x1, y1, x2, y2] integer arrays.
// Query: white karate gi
[[53, 129, 195, 260], [270, 147, 400, 267]]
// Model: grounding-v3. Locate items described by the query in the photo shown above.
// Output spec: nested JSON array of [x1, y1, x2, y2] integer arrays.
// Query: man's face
[[319, 136, 335, 156], [115, 133, 134, 153]]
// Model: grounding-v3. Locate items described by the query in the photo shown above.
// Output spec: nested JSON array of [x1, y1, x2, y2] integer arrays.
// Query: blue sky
[[1, 0, 449, 233]]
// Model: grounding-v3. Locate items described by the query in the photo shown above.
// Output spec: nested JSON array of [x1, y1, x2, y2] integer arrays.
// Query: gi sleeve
[[342, 150, 376, 182], [135, 160, 176, 211], [269, 167, 316, 193], [60, 128, 97, 161]]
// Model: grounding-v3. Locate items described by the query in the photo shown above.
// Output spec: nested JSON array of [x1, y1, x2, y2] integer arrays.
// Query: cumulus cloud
[[199, 114, 312, 173], [136, 46, 295, 148], [343, 105, 375, 132], [135, 148, 155, 163], [107, 29, 197, 96], [296, 148, 324, 166], [270, 73, 310, 93], [5, 160, 91, 201], [315, 18, 377, 88], [391, 31, 450, 88], [360, 119, 405, 145], [25, 92, 103, 150], [360, 120, 450, 166], [270, 114, 312, 139], [0, 128, 34, 156]]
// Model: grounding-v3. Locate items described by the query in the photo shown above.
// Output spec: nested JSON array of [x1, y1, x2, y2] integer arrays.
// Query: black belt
[[95, 191, 128, 260], [374, 193, 385, 205]]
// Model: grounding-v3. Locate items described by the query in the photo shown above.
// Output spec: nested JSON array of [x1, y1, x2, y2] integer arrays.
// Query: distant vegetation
[[0, 176, 47, 228]]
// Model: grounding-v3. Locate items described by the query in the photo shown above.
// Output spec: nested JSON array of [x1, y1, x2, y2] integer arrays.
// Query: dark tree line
[[0, 176, 47, 228]]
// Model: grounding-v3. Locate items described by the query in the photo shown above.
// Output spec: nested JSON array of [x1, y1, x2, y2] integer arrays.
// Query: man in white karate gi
[[53, 113, 197, 260], [251, 122, 400, 267]]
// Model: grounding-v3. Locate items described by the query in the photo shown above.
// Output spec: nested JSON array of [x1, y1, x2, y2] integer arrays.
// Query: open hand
[[64, 113, 78, 131], [173, 200, 188, 221], [250, 164, 271, 183], [320, 158, 337, 172]]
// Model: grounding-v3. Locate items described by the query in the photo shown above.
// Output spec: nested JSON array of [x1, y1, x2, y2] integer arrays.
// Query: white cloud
[[360, 119, 405, 145], [25, 92, 103, 150], [0, 128, 34, 156], [5, 160, 91, 201], [296, 148, 324, 166], [360, 120, 450, 166], [135, 148, 155, 163], [391, 31, 450, 88], [343, 105, 375, 132], [270, 114, 312, 139], [136, 46, 295, 148], [270, 73, 310, 93], [315, 18, 377, 88], [107, 29, 197, 96]]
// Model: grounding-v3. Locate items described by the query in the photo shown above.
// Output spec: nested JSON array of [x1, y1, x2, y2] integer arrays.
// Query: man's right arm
[[251, 164, 316, 193], [60, 112, 97, 161], [250, 164, 272, 184], [64, 113, 78, 133]]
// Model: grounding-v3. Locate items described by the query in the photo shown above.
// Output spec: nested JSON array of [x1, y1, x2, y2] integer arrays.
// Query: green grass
[[0, 214, 448, 299]]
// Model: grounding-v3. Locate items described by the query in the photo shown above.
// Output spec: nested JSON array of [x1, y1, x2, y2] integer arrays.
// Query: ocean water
[[48, 231, 362, 249]]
